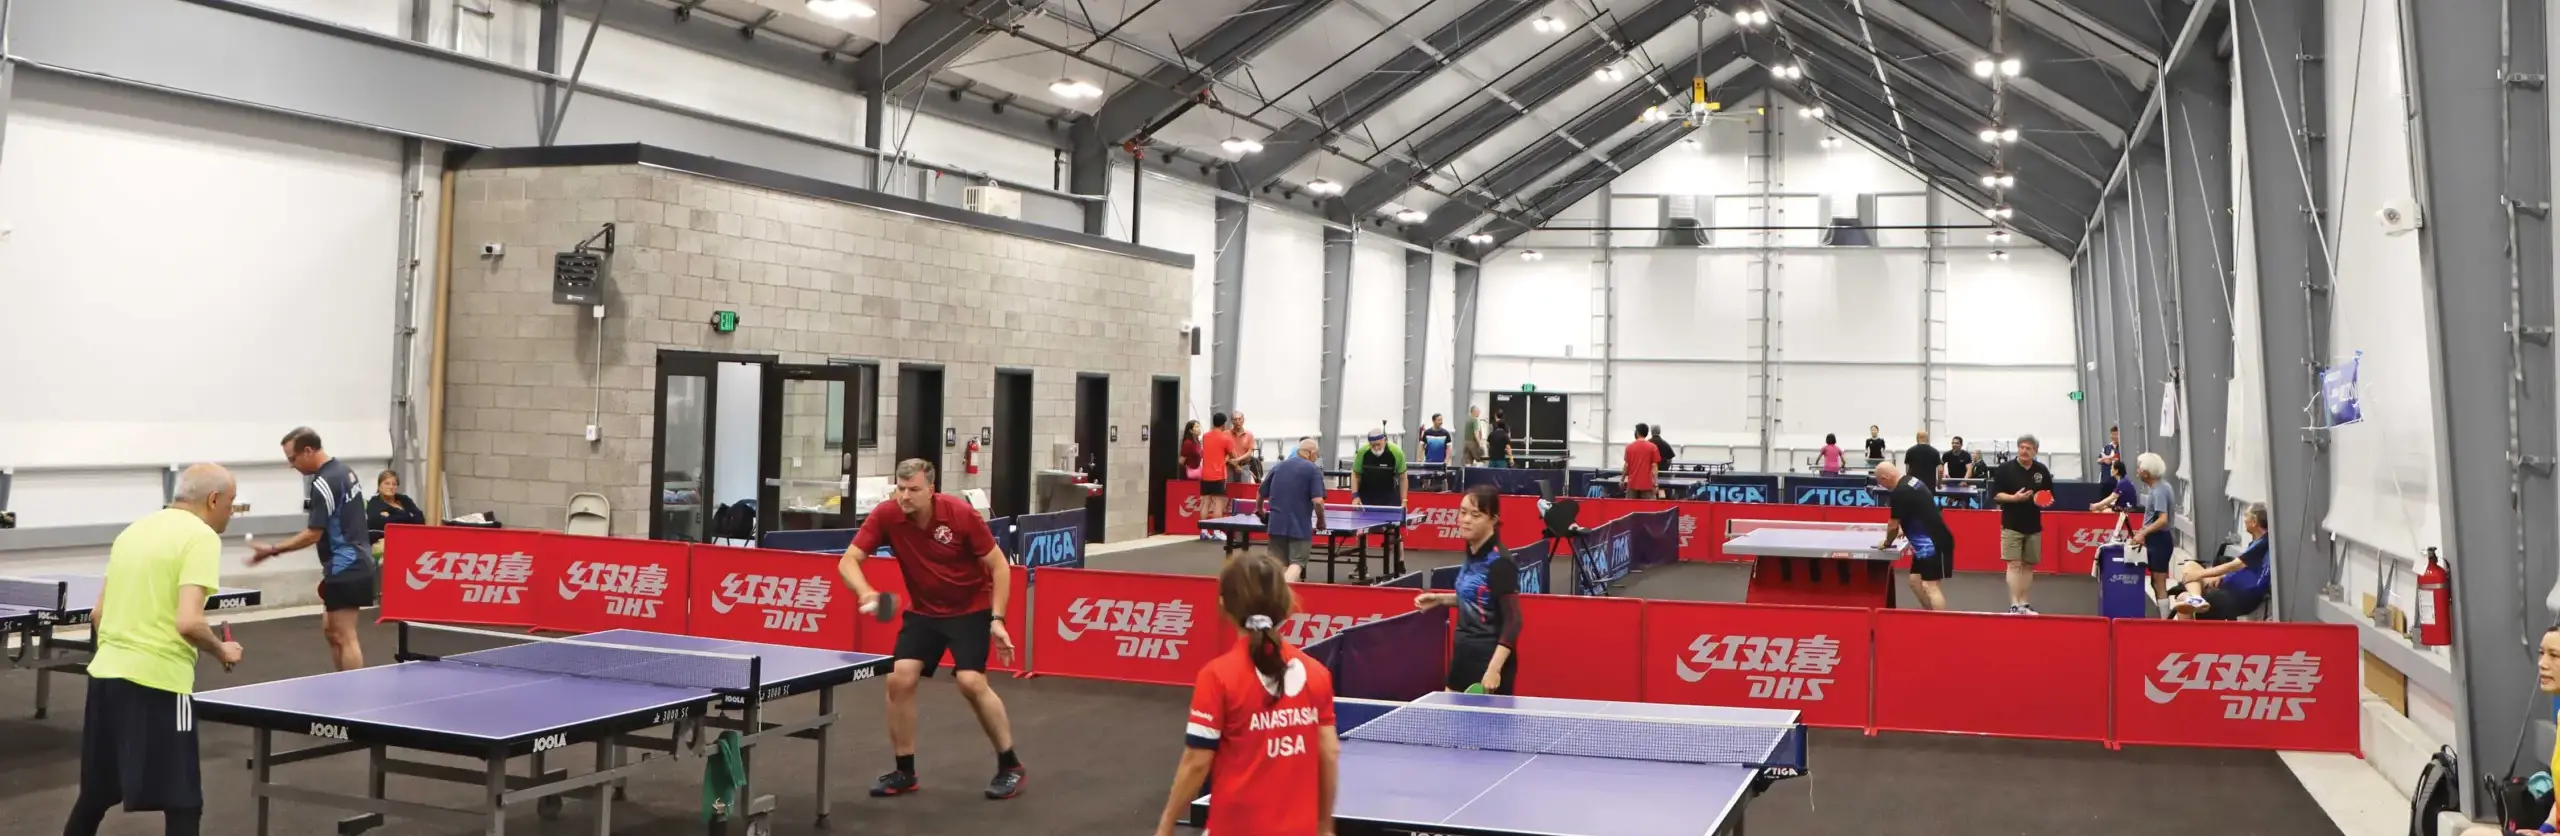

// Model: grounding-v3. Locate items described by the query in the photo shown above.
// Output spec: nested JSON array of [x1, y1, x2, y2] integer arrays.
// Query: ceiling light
[[1800, 106, 1826, 120], [1465, 233, 1496, 245], [1639, 106, 1665, 124], [1305, 178, 1344, 196], [1681, 137, 1701, 148], [1979, 126, 2019, 144], [805, 0, 876, 19], [2000, 58, 2024, 77], [1819, 135, 1843, 149], [1736, 9, 1770, 27], [1773, 64, 1802, 80], [1972, 57, 1996, 78], [1986, 230, 2012, 244], [1987, 205, 2015, 220], [1594, 64, 1626, 83], [1980, 172, 2015, 189], [1531, 15, 1566, 34], [1049, 77, 1103, 99], [1988, 250, 2010, 261], [1221, 136, 1264, 156], [1521, 249, 1544, 261], [1395, 209, 1429, 224]]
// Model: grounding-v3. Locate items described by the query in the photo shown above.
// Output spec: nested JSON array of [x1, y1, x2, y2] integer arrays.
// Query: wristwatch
[[988, 614, 1006, 622]]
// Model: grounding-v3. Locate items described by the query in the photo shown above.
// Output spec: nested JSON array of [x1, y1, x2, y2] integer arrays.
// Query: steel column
[[2073, 256, 2103, 473], [2106, 196, 2146, 459], [1404, 249, 1433, 452], [1211, 197, 1250, 415], [2089, 222, 2120, 472], [0, 0, 17, 163], [2166, 55, 2237, 545], [1451, 261, 1480, 452], [2401, 0, 2556, 810], [2128, 144, 2176, 473], [1317, 227, 1355, 465]]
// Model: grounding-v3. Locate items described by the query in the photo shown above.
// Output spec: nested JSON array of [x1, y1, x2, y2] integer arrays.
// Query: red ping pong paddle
[[218, 622, 236, 671], [860, 592, 901, 623]]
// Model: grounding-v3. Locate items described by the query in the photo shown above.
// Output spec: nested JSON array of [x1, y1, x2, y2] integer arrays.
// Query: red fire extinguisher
[[2417, 548, 2453, 646], [964, 438, 982, 475]]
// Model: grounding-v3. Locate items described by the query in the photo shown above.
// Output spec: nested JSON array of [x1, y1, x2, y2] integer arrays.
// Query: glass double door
[[650, 351, 868, 542]]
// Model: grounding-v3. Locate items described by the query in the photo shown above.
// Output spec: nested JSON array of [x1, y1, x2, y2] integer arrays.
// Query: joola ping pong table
[[0, 573, 261, 718]]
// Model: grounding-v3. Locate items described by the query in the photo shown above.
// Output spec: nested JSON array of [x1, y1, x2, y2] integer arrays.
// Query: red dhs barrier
[[378, 524, 544, 627], [1872, 610, 2112, 743], [2042, 512, 2119, 576], [1639, 601, 1872, 729], [1032, 568, 1232, 686], [2110, 619, 2361, 754], [1160, 480, 1260, 536], [687, 544, 857, 651], [1511, 594, 1644, 701], [534, 534, 690, 635]]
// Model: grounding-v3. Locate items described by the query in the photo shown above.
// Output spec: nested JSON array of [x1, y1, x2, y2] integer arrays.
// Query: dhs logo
[[1697, 484, 1769, 504], [1020, 529, 1079, 569], [1794, 487, 1880, 507]]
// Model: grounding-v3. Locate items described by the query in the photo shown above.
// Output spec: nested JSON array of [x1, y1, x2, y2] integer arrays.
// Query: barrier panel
[[1693, 474, 1779, 505], [2043, 512, 2118, 576], [1401, 490, 1467, 551], [534, 533, 691, 635], [1032, 568, 1230, 686], [759, 527, 859, 554], [1939, 509, 2007, 574], [1872, 610, 2112, 743], [1009, 509, 1087, 570], [1511, 594, 1644, 701], [1575, 499, 1711, 562], [1286, 582, 1425, 648], [2110, 619, 2361, 754], [848, 556, 1030, 673], [1639, 601, 1872, 730], [688, 544, 856, 651], [1160, 480, 1259, 536], [1496, 495, 1547, 547], [1787, 475, 1881, 507], [378, 524, 543, 628], [1324, 608, 1453, 702]]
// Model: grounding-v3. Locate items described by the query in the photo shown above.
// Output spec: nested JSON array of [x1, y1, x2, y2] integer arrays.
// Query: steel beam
[[1890, 0, 2144, 128], [2127, 143, 2171, 461], [1478, 76, 1767, 248], [0, 0, 16, 163], [1317, 226, 1357, 464], [1451, 260, 1480, 445], [1088, 0, 1337, 148], [1403, 249, 1434, 451], [2401, 0, 2555, 811], [2073, 257, 2103, 473], [1771, 65, 2089, 245], [2088, 217, 2121, 476], [1211, 197, 1251, 414], [1339, 0, 1703, 218], [2234, 0, 2332, 623], [2105, 195, 2146, 454], [2164, 55, 2235, 547], [2034, 0, 2173, 57], [868, 0, 1033, 96], [1233, 0, 1545, 190]]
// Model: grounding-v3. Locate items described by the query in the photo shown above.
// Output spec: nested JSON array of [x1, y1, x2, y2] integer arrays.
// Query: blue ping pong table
[[0, 573, 262, 718], [1188, 691, 1806, 836], [1199, 501, 1423, 584], [192, 622, 890, 836]]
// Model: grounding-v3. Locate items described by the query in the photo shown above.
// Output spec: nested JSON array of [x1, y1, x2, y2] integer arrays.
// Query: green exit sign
[[1520, 383, 1537, 393], [710, 310, 740, 333], [2068, 390, 2085, 402]]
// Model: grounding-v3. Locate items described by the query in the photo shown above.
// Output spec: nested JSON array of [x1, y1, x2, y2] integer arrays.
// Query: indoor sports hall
[[0, 0, 2536, 834]]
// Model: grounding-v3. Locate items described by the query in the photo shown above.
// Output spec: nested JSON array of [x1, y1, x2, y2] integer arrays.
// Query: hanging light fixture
[[1593, 63, 1626, 83], [1221, 136, 1264, 156], [1986, 229, 2013, 244], [1465, 233, 1496, 245], [1987, 205, 2015, 220], [1304, 178, 1344, 196], [806, 0, 876, 19], [1987, 250, 2011, 261], [1520, 249, 1545, 261], [1734, 8, 1770, 27], [1800, 106, 1826, 120], [1394, 209, 1429, 224], [1773, 64, 1803, 80], [1979, 172, 2016, 189], [1049, 78, 1103, 99], [1978, 126, 2019, 144], [1820, 135, 1843, 149], [1531, 15, 1567, 34]]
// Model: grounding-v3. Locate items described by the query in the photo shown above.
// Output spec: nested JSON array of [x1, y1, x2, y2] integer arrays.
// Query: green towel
[[702, 730, 744, 822]]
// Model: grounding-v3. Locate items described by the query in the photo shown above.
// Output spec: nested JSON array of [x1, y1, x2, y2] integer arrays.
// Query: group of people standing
[[2087, 426, 2273, 621], [1868, 432, 2054, 615]]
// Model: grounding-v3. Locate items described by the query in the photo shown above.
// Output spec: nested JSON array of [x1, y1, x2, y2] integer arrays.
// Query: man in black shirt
[[1942, 436, 1975, 481], [1863, 425, 1888, 463], [1904, 430, 1943, 489], [1649, 425, 1673, 465], [1988, 435, 2054, 614], [1486, 415, 1513, 468], [1875, 462, 1953, 611]]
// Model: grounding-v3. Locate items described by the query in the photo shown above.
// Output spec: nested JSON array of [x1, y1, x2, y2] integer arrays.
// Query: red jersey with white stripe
[[1185, 639, 1336, 836]]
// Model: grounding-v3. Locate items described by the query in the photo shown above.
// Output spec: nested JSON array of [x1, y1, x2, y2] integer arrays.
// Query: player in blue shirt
[[250, 427, 376, 670], [1259, 439, 1327, 582], [1414, 485, 1522, 694], [1420, 414, 1453, 465], [2172, 503, 2272, 620]]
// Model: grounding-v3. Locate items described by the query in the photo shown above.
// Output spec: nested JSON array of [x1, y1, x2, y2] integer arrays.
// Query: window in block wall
[[827, 360, 882, 449]]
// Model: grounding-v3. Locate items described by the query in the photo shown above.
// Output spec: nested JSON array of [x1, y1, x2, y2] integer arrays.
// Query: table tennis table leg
[[815, 687, 834, 822], [31, 626, 51, 719], [367, 744, 387, 810], [591, 741, 614, 835], [531, 751, 559, 819], [482, 755, 508, 836], [253, 729, 274, 836]]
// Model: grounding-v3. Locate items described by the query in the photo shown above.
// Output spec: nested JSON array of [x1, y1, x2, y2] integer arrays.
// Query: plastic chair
[[565, 493, 611, 537], [961, 488, 991, 515]]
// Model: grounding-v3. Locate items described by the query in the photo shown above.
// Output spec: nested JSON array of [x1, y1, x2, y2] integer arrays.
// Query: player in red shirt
[[1154, 553, 1340, 836], [838, 459, 1027, 800], [1622, 422, 1663, 498]]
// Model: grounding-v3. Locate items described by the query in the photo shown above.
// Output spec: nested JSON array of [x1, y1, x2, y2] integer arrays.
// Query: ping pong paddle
[[218, 622, 236, 672], [1464, 683, 1487, 695], [859, 592, 901, 622], [2035, 490, 2054, 506]]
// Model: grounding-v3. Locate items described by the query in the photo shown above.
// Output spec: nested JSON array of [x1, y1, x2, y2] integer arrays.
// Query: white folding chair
[[564, 492, 611, 537]]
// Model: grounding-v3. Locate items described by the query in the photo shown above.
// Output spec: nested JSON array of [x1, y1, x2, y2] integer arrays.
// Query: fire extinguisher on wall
[[964, 438, 982, 475], [2417, 548, 2453, 646]]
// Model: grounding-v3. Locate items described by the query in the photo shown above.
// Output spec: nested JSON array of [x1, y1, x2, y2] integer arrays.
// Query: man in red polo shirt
[[838, 459, 1026, 800], [1622, 422, 1662, 499]]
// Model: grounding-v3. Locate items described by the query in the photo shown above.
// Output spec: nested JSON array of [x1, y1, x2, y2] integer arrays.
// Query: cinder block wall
[[440, 163, 1189, 542]]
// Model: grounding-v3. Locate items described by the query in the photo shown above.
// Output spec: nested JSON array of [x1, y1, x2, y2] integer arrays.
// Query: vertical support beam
[[2090, 223, 2122, 473], [1069, 121, 1111, 236], [1451, 260, 1481, 451], [1403, 250, 1433, 452], [1129, 153, 1144, 245], [1757, 98, 1782, 466], [2107, 196, 2146, 457], [1594, 183, 1615, 453], [2128, 144, 2176, 473], [2401, 0, 2555, 809], [1211, 197, 1251, 416], [0, 0, 18, 163], [1316, 227, 1355, 466], [2236, 0, 2334, 622], [536, 0, 562, 141], [859, 50, 888, 191], [2073, 257, 2103, 471], [2166, 54, 2237, 546], [1923, 195, 1948, 436]]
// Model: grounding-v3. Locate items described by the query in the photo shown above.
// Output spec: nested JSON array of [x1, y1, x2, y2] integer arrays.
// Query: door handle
[[763, 478, 783, 487]]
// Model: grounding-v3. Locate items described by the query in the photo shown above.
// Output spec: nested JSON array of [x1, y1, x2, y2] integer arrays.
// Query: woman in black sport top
[[1413, 485, 1522, 694]]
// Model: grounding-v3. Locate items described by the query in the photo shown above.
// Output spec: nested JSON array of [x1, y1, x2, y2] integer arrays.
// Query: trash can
[[2097, 544, 2153, 618]]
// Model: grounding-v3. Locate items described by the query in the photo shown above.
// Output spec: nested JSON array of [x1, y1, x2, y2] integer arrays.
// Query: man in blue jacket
[[1259, 438, 1327, 583]]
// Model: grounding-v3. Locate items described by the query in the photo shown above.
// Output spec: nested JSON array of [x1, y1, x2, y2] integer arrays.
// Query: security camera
[[481, 242, 505, 258]]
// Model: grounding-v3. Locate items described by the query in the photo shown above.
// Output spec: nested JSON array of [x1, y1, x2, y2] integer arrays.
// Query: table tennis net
[[400, 623, 760, 694], [1345, 702, 1806, 769], [0, 577, 66, 611]]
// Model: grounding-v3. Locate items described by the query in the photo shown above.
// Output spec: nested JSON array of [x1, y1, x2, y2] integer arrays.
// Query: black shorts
[[2196, 588, 2261, 620], [2143, 531, 2176, 573], [1199, 480, 1226, 497], [78, 677, 202, 812], [1908, 535, 1955, 582], [320, 564, 377, 612], [1445, 639, 1518, 695], [892, 610, 994, 677]]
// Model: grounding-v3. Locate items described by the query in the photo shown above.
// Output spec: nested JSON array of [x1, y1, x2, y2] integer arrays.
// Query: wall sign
[[945, 428, 957, 447], [1109, 425, 1119, 443]]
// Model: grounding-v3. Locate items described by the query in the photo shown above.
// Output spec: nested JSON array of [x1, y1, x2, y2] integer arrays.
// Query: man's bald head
[[1872, 461, 1903, 486], [1296, 437, 1318, 460], [172, 463, 239, 533]]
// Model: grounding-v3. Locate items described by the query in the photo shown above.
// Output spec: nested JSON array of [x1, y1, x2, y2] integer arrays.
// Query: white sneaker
[[2016, 604, 2039, 615], [2176, 595, 2207, 616]]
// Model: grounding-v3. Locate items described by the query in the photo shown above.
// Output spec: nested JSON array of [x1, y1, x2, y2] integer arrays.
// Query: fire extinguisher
[[2417, 548, 2453, 646], [964, 438, 982, 475]]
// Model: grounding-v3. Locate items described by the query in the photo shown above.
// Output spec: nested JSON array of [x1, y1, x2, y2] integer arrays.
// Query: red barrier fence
[[382, 524, 2359, 756]]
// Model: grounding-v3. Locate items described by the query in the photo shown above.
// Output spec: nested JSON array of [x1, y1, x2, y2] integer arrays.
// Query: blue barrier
[[1695, 474, 1779, 504], [1302, 607, 1452, 702], [1568, 508, 1680, 596], [1007, 508, 1087, 571], [759, 527, 860, 554], [1460, 466, 1571, 496]]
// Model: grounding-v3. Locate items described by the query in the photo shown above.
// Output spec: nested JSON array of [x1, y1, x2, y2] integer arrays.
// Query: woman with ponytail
[[1415, 485, 1522, 695], [1155, 553, 1339, 836]]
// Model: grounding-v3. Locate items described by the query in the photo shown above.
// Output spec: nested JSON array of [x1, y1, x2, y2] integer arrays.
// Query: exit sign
[[710, 310, 740, 333], [1520, 383, 1537, 393], [2068, 390, 2085, 402]]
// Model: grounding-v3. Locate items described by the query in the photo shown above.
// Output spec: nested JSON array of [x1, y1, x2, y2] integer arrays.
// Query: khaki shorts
[[2000, 529, 2041, 566], [1269, 535, 1312, 568]]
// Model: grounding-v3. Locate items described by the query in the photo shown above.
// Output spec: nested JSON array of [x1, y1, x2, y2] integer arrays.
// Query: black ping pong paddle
[[861, 593, 901, 623]]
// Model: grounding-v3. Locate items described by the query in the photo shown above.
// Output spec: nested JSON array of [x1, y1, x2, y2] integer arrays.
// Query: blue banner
[[1573, 518, 1636, 597], [1694, 474, 1779, 504], [1460, 466, 1571, 496], [1006, 509, 1087, 571], [1509, 539, 1554, 595], [1787, 475, 1882, 507], [1625, 509, 1680, 571], [2321, 351, 2364, 427]]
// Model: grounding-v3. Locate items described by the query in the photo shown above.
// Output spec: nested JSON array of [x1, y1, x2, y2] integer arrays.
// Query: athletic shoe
[[985, 766, 1027, 800], [869, 770, 918, 797], [2177, 595, 2208, 616], [2003, 604, 2024, 614], [2017, 604, 2039, 615]]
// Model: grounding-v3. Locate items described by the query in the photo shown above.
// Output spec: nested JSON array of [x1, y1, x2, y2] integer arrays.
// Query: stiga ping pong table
[[0, 573, 262, 718], [1187, 691, 1807, 836], [191, 622, 890, 836], [1199, 500, 1422, 583]]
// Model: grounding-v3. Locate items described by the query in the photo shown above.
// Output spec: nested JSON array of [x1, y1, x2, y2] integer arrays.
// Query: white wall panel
[[1945, 248, 2078, 364], [1945, 368, 2084, 477], [2226, 68, 2270, 505], [580, 26, 866, 147], [1612, 362, 1755, 448], [1616, 253, 1755, 360], [248, 0, 405, 35], [1235, 209, 1325, 440], [1778, 252, 1925, 363], [1777, 366, 1922, 451], [880, 109, 1055, 190], [1342, 237, 1407, 436], [1130, 172, 1220, 420], [1477, 258, 1597, 358]]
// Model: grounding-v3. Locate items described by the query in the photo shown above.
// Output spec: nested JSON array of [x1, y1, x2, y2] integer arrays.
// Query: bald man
[[64, 463, 247, 836], [1875, 461, 1954, 611], [1261, 438, 1328, 582]]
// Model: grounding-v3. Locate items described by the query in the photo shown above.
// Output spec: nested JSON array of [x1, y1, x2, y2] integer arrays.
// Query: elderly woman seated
[[2169, 503, 2272, 620]]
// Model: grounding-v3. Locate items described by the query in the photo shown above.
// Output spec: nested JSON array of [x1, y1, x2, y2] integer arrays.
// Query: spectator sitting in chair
[[2456, 622, 2560, 836], [366, 470, 425, 546], [2170, 503, 2273, 620]]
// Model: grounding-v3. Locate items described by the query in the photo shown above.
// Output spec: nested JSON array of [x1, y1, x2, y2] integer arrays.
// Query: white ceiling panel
[[1042, 0, 1245, 55], [1219, 6, 1425, 117], [944, 15, 1163, 114], [1449, 2, 1592, 82], [1343, 65, 1486, 153]]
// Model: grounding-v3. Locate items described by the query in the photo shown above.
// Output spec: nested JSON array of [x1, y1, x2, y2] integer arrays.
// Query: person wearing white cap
[[1351, 428, 1406, 509]]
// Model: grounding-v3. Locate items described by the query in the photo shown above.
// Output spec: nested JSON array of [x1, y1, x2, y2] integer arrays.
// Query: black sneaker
[[869, 769, 918, 797], [985, 766, 1027, 800]]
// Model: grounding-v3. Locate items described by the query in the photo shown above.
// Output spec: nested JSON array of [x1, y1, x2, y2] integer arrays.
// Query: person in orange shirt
[[1622, 422, 1663, 499], [1154, 553, 1340, 836], [1197, 412, 1240, 540]]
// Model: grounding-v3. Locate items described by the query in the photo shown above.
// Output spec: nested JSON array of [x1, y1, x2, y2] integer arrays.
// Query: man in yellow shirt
[[63, 463, 247, 836]]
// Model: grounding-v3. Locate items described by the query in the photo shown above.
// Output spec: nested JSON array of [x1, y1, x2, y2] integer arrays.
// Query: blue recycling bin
[[2097, 544, 2153, 618]]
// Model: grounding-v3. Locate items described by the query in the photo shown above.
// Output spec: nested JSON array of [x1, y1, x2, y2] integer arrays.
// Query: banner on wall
[[1639, 601, 1873, 729], [535, 534, 691, 635], [2320, 351, 2364, 427], [689, 544, 858, 650], [378, 525, 542, 627]]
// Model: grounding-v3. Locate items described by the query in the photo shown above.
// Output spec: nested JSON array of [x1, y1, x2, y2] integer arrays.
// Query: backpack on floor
[[2413, 745, 2461, 836]]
